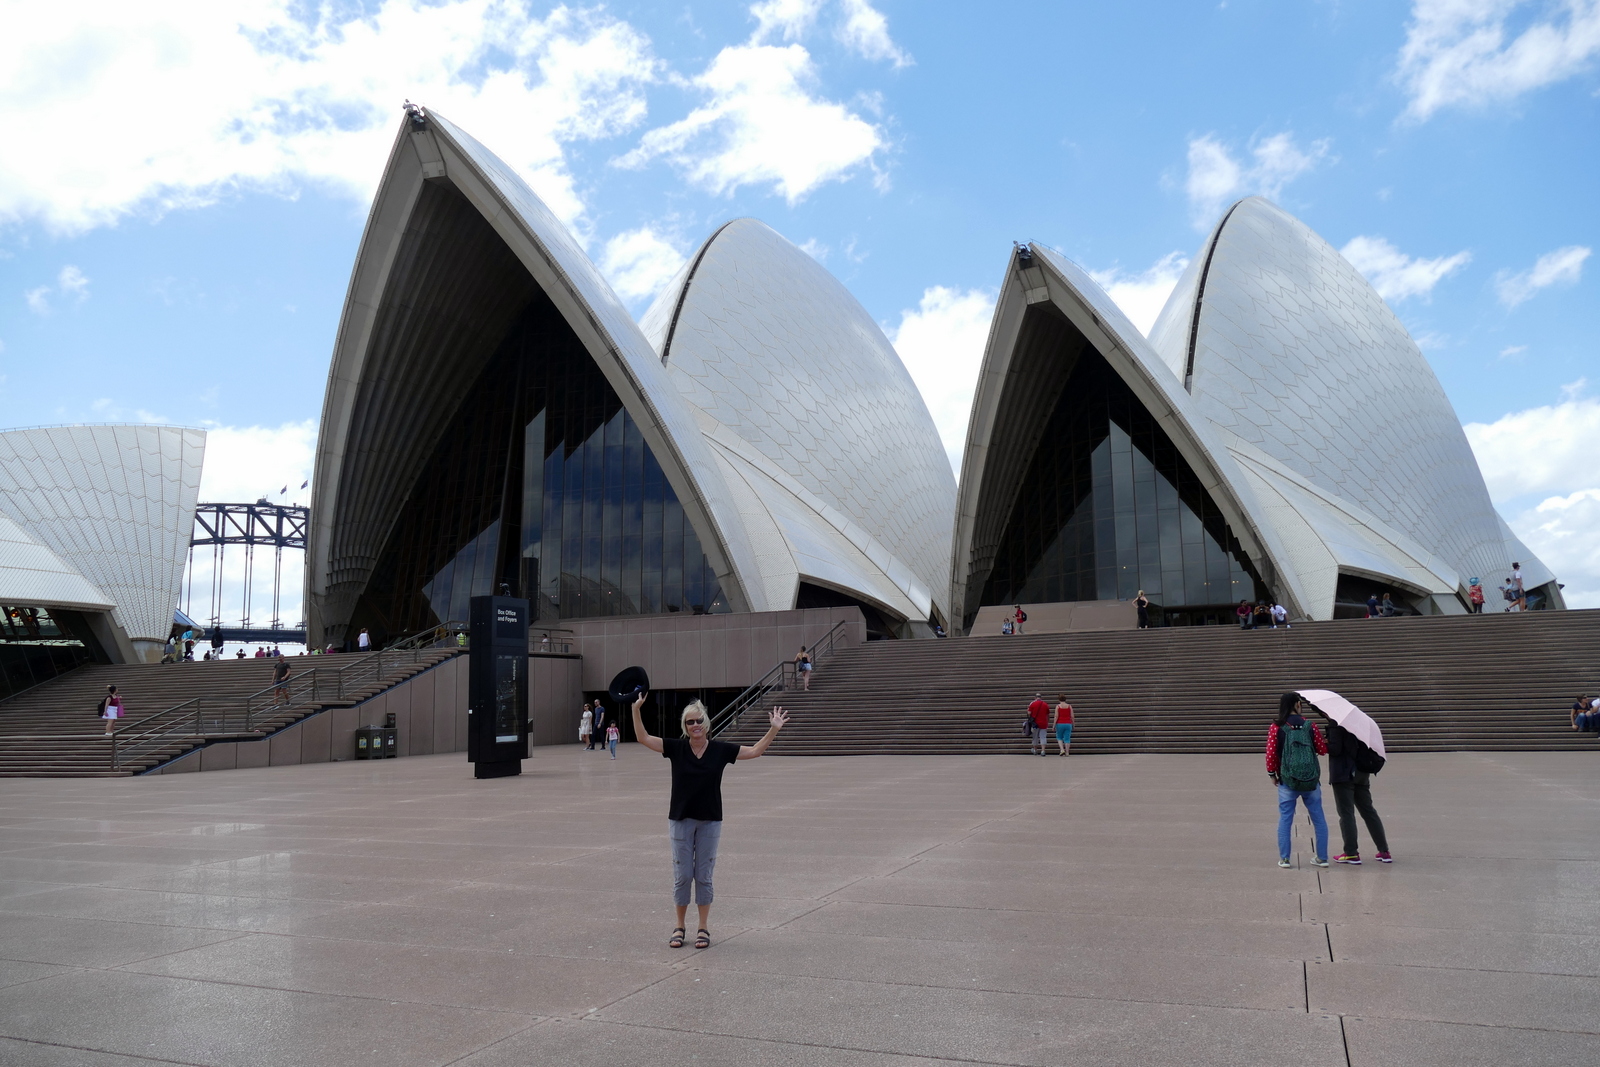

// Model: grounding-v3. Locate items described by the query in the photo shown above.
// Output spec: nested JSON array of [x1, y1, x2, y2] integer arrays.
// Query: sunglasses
[[683, 718, 705, 726]]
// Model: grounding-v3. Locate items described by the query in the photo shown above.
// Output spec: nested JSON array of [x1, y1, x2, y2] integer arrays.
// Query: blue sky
[[2, 0, 1597, 609]]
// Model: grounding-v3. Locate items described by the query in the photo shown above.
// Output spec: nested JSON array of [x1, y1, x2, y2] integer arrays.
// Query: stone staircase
[[719, 610, 1600, 755], [0, 650, 459, 777]]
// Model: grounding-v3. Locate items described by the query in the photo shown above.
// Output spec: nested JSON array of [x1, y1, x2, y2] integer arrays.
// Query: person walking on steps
[[358, 627, 371, 652], [1027, 693, 1051, 756], [1320, 715, 1392, 864], [1265, 693, 1330, 868], [632, 691, 788, 951], [98, 685, 124, 735], [1512, 562, 1527, 612], [1013, 605, 1027, 635], [1134, 591, 1151, 630], [579, 702, 594, 749], [1053, 695, 1074, 756], [794, 645, 813, 691]]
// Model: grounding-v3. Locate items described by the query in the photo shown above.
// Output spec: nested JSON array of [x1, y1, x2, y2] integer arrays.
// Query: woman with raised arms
[[631, 693, 788, 950]]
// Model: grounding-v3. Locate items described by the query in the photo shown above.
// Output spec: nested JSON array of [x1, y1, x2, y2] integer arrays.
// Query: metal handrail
[[385, 622, 467, 653], [106, 647, 443, 771], [708, 620, 850, 738]]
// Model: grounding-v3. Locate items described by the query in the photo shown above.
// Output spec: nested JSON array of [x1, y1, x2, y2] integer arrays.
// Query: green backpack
[[1280, 722, 1320, 793]]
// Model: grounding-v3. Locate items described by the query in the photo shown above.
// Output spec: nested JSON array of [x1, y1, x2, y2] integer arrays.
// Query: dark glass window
[[351, 294, 725, 639], [978, 343, 1265, 620]]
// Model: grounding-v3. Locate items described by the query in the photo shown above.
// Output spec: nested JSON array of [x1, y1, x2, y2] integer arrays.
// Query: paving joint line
[[0, 1035, 210, 1066], [675, 960, 1311, 1016], [586, 1016, 1043, 1066]]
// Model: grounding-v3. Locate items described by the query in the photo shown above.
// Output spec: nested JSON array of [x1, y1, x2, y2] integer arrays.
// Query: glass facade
[[352, 294, 725, 639], [0, 607, 92, 701], [978, 348, 1265, 622]]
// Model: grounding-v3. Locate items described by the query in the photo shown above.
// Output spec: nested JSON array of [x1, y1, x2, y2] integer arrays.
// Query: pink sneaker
[[1375, 851, 1393, 863]]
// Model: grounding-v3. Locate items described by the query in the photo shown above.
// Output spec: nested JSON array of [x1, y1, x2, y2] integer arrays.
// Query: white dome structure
[[0, 424, 206, 661], [307, 110, 950, 644], [952, 198, 1558, 628], [642, 219, 954, 630], [1148, 197, 1556, 616]]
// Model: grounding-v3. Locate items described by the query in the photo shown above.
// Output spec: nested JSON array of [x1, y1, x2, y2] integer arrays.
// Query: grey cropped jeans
[[669, 818, 723, 906]]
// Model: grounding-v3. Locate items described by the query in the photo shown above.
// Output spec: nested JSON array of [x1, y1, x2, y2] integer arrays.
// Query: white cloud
[[22, 264, 90, 314], [1508, 490, 1600, 608], [618, 42, 882, 203], [798, 237, 828, 261], [1339, 235, 1471, 302], [1499, 344, 1528, 358], [57, 265, 90, 300], [619, 2, 892, 203], [0, 1, 659, 235], [751, 0, 825, 41], [1397, 0, 1600, 121], [1185, 132, 1331, 229], [1088, 252, 1190, 337], [838, 0, 912, 67], [198, 420, 317, 505], [1495, 244, 1591, 306], [1467, 389, 1600, 606], [889, 286, 996, 474], [599, 226, 688, 303], [1465, 390, 1600, 501]]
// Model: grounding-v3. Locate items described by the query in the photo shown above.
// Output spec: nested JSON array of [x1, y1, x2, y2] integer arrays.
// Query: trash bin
[[354, 726, 378, 760], [382, 726, 398, 758]]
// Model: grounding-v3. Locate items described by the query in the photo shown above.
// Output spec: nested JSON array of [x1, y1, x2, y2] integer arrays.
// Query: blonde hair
[[680, 699, 709, 737]]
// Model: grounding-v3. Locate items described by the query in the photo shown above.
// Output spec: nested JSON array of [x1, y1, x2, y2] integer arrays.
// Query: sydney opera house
[[303, 108, 1557, 647]]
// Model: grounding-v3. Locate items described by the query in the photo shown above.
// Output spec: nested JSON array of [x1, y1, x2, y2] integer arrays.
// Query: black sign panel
[[468, 595, 529, 777]]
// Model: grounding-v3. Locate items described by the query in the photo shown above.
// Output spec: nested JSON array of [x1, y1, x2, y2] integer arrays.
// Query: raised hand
[[769, 706, 789, 730]]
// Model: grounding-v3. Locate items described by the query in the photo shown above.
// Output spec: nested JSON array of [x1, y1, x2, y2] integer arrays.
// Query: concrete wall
[[153, 651, 584, 774], [563, 606, 866, 693], [972, 600, 1138, 636]]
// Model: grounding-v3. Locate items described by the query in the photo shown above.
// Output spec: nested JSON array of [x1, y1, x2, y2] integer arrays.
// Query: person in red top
[[1266, 693, 1330, 868], [1027, 694, 1050, 755], [1052, 696, 1074, 756], [1013, 605, 1027, 635], [1467, 580, 1485, 613]]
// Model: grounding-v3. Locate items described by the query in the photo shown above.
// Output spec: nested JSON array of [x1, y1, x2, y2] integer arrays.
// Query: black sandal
[[694, 928, 710, 949], [668, 928, 686, 948]]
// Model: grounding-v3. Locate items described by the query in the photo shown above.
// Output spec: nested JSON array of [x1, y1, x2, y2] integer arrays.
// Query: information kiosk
[[467, 595, 529, 779]]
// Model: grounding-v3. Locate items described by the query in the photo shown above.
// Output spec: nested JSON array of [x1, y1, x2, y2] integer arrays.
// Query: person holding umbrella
[[1298, 689, 1392, 864], [630, 687, 788, 951]]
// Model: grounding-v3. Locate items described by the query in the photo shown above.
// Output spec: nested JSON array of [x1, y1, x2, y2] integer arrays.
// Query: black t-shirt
[[662, 737, 739, 821]]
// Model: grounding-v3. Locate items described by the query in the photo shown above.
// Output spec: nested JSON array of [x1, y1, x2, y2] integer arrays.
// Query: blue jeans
[[1277, 783, 1329, 862], [669, 818, 723, 906], [608, 736, 618, 757]]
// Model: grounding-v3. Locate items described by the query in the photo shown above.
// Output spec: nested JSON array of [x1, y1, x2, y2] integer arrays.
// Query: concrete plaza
[[0, 749, 1595, 1066]]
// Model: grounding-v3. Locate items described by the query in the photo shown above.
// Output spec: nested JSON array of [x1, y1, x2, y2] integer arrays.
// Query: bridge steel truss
[[185, 502, 310, 642]]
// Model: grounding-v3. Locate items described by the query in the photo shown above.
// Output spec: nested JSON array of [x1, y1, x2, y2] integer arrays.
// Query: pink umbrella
[[1297, 689, 1386, 758]]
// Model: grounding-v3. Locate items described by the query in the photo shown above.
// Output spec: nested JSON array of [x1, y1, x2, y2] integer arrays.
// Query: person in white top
[[1511, 563, 1526, 612], [1271, 604, 1289, 629], [358, 627, 371, 651], [579, 703, 594, 748]]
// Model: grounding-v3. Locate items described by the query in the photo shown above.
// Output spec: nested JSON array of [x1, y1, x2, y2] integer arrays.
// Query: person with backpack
[[98, 685, 124, 735], [1320, 715, 1392, 864], [1265, 693, 1329, 868], [1013, 605, 1027, 635]]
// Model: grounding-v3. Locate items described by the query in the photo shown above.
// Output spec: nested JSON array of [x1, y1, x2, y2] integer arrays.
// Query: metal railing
[[106, 646, 448, 772], [385, 622, 469, 653], [708, 620, 850, 738], [530, 627, 575, 655]]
